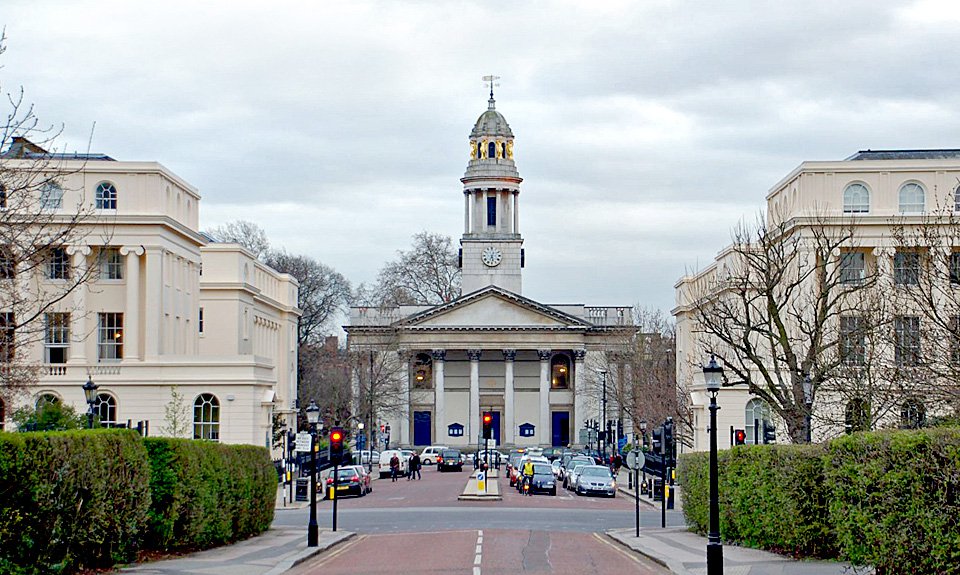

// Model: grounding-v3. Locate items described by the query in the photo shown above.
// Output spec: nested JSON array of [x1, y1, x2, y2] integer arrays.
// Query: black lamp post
[[703, 355, 724, 574], [639, 419, 648, 485], [803, 374, 813, 443], [82, 377, 98, 430], [306, 400, 320, 547], [599, 369, 607, 463]]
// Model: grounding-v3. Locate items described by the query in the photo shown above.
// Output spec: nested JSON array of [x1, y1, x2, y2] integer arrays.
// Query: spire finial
[[482, 75, 500, 109]]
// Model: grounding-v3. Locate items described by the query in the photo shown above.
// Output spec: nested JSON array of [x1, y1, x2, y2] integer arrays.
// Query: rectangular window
[[950, 317, 960, 365], [99, 247, 123, 280], [198, 307, 204, 334], [839, 252, 865, 284], [894, 316, 920, 367], [40, 183, 63, 210], [894, 251, 920, 286], [0, 186, 7, 209], [0, 247, 14, 279], [44, 313, 70, 364], [48, 247, 70, 280], [97, 312, 123, 361], [487, 196, 496, 227], [839, 316, 865, 366], [951, 253, 960, 285], [0, 312, 13, 363]]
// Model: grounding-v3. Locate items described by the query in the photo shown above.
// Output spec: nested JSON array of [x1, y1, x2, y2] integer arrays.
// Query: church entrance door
[[552, 411, 570, 447], [413, 411, 431, 446]]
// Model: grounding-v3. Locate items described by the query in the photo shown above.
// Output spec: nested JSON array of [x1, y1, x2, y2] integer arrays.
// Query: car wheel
[[423, 459, 432, 465], [576, 487, 583, 496], [551, 488, 557, 496]]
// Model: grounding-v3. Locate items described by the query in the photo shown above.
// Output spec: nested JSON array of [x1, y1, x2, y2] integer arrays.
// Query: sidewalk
[[616, 468, 661, 510], [120, 528, 355, 575]]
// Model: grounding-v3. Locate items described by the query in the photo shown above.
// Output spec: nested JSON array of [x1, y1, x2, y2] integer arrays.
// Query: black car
[[529, 462, 557, 495], [437, 449, 463, 472]]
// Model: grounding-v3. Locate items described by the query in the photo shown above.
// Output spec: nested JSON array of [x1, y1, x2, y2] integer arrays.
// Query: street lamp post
[[305, 400, 321, 547], [599, 369, 608, 463], [703, 355, 725, 574], [639, 419, 648, 487], [82, 377, 98, 430], [803, 374, 813, 443]]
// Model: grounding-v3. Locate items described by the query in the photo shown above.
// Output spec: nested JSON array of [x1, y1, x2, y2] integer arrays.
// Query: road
[[279, 464, 678, 574]]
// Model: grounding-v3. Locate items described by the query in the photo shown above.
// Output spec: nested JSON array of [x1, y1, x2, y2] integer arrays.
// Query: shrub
[[0, 429, 151, 574], [143, 438, 275, 551], [825, 428, 960, 574]]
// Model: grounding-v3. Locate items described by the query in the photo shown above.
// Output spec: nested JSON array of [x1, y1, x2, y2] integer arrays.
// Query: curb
[[263, 531, 357, 575], [605, 529, 690, 575]]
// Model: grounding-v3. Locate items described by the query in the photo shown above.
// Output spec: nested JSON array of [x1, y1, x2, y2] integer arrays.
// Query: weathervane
[[482, 75, 500, 99]]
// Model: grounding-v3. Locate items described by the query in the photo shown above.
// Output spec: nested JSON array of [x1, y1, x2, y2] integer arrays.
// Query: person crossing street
[[408, 452, 421, 480]]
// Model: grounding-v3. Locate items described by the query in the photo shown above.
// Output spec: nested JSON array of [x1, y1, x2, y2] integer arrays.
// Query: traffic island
[[458, 469, 501, 501]]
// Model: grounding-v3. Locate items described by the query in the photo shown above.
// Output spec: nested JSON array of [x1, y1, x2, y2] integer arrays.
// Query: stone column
[[432, 349, 446, 444], [573, 349, 587, 444], [538, 349, 551, 446], [464, 191, 471, 234], [120, 246, 144, 361], [513, 191, 519, 234], [398, 351, 410, 447], [503, 350, 516, 445], [143, 247, 164, 359], [468, 349, 482, 442], [66, 246, 91, 362]]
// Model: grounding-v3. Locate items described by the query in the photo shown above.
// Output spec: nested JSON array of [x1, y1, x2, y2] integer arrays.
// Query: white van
[[418, 445, 448, 465], [378, 449, 410, 478]]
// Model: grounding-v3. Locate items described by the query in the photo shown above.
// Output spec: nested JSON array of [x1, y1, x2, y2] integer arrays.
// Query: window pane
[[48, 248, 70, 280], [98, 312, 123, 360], [843, 183, 870, 213], [487, 196, 496, 226], [894, 252, 919, 286], [839, 252, 865, 284], [96, 182, 117, 210], [100, 247, 123, 280], [899, 183, 925, 213]]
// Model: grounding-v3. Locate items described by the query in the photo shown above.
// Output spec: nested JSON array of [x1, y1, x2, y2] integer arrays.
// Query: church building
[[344, 92, 633, 449]]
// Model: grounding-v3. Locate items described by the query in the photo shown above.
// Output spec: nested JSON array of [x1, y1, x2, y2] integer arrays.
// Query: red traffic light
[[483, 414, 492, 424], [734, 429, 746, 445], [331, 430, 343, 441]]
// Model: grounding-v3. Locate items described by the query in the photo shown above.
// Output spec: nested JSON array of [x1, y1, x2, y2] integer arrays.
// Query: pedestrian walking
[[409, 453, 421, 480], [390, 453, 400, 482]]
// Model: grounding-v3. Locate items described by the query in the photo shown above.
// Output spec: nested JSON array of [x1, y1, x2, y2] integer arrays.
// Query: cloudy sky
[[4, 0, 960, 316]]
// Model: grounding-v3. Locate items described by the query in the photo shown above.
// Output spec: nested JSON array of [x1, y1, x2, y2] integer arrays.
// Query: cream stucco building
[[0, 138, 300, 448], [345, 94, 633, 449], [674, 149, 960, 452]]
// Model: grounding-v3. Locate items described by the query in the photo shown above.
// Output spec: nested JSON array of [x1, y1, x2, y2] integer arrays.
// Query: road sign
[[295, 432, 312, 452], [477, 471, 486, 493], [626, 450, 645, 471]]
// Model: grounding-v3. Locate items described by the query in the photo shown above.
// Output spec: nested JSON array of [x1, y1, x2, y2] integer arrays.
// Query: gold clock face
[[481, 247, 503, 267]]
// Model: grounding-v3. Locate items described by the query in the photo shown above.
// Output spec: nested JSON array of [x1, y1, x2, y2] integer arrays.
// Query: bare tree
[[689, 211, 878, 443], [368, 231, 461, 306], [203, 219, 271, 259], [0, 32, 106, 399], [263, 250, 351, 346], [348, 333, 408, 445], [298, 337, 353, 427], [160, 386, 190, 438]]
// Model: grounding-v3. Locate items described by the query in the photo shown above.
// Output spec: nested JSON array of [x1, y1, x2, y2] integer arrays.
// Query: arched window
[[193, 393, 220, 441], [35, 393, 60, 410], [901, 398, 926, 429], [488, 142, 496, 159], [744, 398, 772, 444], [95, 393, 117, 427], [845, 398, 870, 433], [40, 182, 63, 210], [898, 182, 925, 213], [842, 183, 870, 213], [550, 354, 570, 389], [95, 182, 117, 210], [412, 352, 433, 389]]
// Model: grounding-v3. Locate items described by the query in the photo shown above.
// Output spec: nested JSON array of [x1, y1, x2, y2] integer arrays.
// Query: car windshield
[[581, 467, 612, 477], [571, 465, 585, 474], [533, 464, 552, 475], [569, 458, 592, 467], [441, 450, 459, 457]]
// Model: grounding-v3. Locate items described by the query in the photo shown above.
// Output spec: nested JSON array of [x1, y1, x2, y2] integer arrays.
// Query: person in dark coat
[[409, 453, 421, 480], [390, 453, 400, 482]]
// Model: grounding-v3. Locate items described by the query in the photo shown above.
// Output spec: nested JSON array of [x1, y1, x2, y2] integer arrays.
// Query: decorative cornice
[[431, 349, 447, 361], [502, 349, 517, 361], [573, 349, 587, 361], [537, 349, 552, 361], [467, 349, 483, 361]]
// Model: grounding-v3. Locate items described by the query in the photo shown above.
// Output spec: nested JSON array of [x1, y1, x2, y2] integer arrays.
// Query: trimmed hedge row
[[144, 438, 276, 550], [678, 428, 960, 573], [0, 430, 276, 574]]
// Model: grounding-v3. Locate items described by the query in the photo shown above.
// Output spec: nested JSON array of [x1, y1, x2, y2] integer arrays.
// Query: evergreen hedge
[[143, 437, 276, 551], [0, 429, 151, 574], [678, 428, 960, 573], [0, 430, 277, 574]]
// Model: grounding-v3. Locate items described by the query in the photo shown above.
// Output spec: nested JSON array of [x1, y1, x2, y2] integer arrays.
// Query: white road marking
[[474, 529, 484, 574], [473, 568, 481, 575], [475, 545, 482, 554]]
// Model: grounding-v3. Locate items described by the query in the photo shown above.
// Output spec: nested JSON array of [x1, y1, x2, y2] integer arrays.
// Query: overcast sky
[[5, 0, 960, 316]]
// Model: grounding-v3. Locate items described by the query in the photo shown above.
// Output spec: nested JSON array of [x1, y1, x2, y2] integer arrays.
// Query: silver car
[[574, 465, 617, 497]]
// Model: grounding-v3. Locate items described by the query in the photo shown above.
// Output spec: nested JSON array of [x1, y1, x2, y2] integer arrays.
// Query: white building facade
[[345, 95, 633, 450], [0, 138, 300, 448], [674, 149, 960, 452]]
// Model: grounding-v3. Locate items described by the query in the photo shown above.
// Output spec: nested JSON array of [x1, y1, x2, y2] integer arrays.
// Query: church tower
[[460, 86, 524, 294]]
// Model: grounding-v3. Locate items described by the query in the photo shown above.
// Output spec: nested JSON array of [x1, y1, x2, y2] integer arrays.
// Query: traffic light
[[762, 421, 776, 444], [663, 417, 675, 465], [734, 429, 746, 445], [482, 412, 493, 439], [652, 427, 663, 454], [329, 426, 345, 462]]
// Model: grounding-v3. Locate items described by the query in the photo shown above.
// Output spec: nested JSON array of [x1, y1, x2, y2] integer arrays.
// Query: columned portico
[[468, 349, 482, 441], [503, 349, 516, 444], [432, 349, 446, 442], [573, 349, 587, 434], [538, 349, 551, 444], [399, 351, 411, 447], [120, 246, 144, 360], [66, 246, 91, 362]]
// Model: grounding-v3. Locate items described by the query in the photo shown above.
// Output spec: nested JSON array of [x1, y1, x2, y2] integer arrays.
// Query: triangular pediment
[[401, 287, 589, 329]]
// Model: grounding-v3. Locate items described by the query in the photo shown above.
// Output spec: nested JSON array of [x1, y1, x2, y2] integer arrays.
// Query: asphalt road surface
[[278, 464, 677, 574]]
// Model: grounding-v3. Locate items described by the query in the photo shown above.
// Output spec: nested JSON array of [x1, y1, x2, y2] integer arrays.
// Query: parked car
[[378, 449, 410, 478], [565, 463, 588, 491], [419, 445, 448, 465], [574, 465, 617, 497], [437, 449, 463, 472], [324, 465, 371, 498]]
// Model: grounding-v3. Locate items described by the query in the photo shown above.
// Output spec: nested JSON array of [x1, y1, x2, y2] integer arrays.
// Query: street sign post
[[626, 450, 646, 537], [477, 470, 486, 494], [626, 449, 645, 471], [295, 432, 312, 452]]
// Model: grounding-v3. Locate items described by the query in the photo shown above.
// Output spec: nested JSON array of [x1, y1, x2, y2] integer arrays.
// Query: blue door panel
[[413, 411, 431, 446]]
